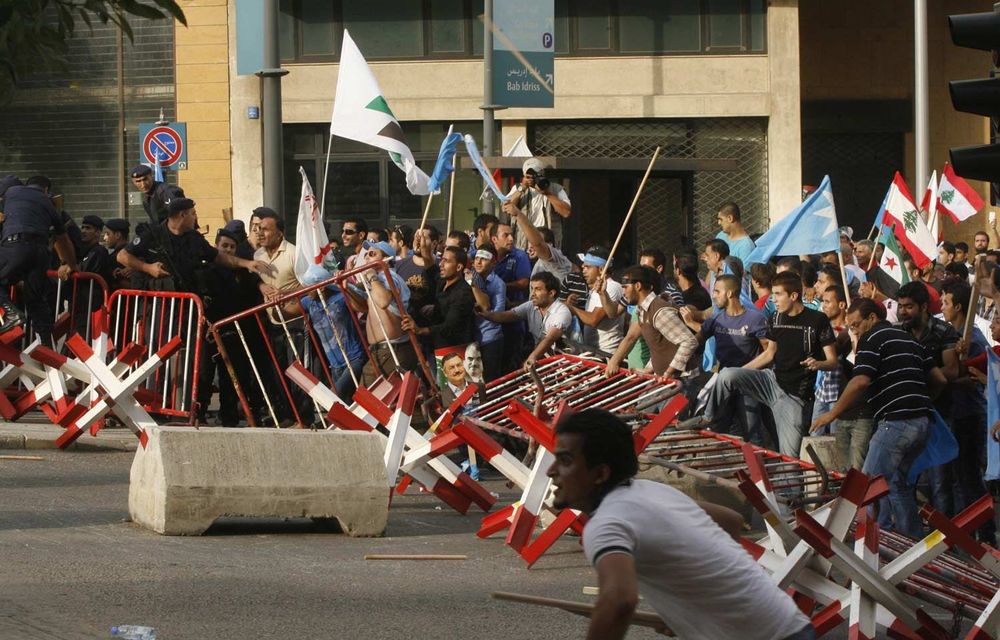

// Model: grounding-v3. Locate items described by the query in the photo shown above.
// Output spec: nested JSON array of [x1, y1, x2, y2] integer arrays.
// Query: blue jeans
[[782, 624, 816, 640], [811, 398, 837, 436], [862, 415, 931, 538], [332, 357, 367, 402]]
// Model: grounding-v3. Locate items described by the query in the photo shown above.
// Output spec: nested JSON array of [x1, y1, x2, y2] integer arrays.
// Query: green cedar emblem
[[903, 209, 918, 234], [940, 189, 955, 205]]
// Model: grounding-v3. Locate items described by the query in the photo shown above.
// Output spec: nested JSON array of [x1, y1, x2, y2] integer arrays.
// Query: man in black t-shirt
[[699, 271, 837, 457]]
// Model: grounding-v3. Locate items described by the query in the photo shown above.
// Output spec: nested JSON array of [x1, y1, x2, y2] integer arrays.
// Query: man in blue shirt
[[490, 222, 531, 373], [470, 242, 506, 382], [0, 177, 78, 339], [714, 202, 755, 266], [301, 265, 367, 401]]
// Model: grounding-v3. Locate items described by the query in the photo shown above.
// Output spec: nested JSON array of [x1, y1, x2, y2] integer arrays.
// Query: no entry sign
[[138, 123, 188, 170]]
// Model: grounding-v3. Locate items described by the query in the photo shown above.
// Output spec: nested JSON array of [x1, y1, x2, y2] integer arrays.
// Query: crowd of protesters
[[2, 161, 1000, 544]]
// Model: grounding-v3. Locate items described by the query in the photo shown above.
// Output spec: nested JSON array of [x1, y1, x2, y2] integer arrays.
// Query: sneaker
[[0, 302, 24, 335]]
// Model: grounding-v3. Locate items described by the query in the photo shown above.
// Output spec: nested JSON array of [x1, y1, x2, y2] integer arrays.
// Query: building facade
[[0, 0, 993, 256]]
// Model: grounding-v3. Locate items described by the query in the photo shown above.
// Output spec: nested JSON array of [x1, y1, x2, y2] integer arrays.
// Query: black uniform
[[0, 184, 65, 339], [124, 222, 218, 294], [142, 182, 186, 225]]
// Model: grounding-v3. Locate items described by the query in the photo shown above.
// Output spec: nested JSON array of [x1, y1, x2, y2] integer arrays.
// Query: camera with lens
[[535, 175, 550, 191]]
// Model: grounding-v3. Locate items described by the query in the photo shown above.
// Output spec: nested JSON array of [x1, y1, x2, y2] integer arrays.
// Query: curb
[[0, 425, 137, 452]]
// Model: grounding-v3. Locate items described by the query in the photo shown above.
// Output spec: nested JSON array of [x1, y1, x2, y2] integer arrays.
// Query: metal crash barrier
[[108, 289, 204, 423], [210, 258, 434, 429]]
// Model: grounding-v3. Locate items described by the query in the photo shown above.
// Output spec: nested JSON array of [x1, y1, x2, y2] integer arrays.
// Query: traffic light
[[948, 5, 1000, 184]]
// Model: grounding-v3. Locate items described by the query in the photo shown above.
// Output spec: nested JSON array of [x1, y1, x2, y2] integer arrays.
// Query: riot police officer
[[0, 179, 78, 339], [116, 197, 273, 294], [129, 164, 185, 225]]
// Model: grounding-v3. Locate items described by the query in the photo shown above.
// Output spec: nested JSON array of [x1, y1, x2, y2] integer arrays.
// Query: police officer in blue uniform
[[129, 164, 185, 225], [0, 178, 78, 338], [116, 197, 273, 293]]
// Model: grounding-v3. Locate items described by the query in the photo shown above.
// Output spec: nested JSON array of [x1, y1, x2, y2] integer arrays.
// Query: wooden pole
[[491, 592, 670, 632], [836, 251, 853, 303], [601, 146, 661, 279], [417, 193, 435, 234], [867, 225, 885, 271], [963, 274, 981, 341], [446, 152, 458, 236]]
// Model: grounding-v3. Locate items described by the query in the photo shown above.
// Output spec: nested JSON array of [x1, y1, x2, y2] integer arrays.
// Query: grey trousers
[[835, 417, 874, 471], [705, 368, 809, 457]]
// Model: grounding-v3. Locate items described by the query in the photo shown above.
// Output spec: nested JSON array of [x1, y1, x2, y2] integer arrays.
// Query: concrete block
[[129, 427, 390, 537], [800, 435, 844, 500], [637, 462, 752, 523]]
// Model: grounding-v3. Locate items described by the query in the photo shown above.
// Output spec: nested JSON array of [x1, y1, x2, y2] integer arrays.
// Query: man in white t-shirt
[[507, 157, 571, 249], [477, 271, 571, 371], [548, 409, 815, 640], [565, 246, 625, 357]]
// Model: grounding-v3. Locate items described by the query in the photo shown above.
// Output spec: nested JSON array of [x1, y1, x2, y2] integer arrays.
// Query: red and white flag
[[920, 170, 940, 243], [938, 162, 985, 223], [294, 166, 331, 281], [883, 172, 937, 268]]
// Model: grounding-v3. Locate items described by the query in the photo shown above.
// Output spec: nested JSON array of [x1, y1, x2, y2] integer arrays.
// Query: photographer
[[507, 157, 571, 250]]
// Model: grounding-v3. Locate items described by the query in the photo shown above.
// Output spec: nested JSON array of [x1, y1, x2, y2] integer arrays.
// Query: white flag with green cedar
[[879, 227, 910, 286], [330, 30, 430, 195]]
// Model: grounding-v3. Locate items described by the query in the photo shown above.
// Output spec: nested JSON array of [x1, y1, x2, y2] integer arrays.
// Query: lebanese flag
[[920, 170, 940, 243], [938, 162, 985, 223], [883, 172, 937, 268]]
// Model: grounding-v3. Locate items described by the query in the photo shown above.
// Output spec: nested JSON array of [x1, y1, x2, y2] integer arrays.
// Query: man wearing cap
[[118, 197, 271, 292], [566, 247, 626, 358], [507, 158, 571, 250], [78, 215, 114, 286], [468, 242, 506, 381], [0, 178, 78, 338], [129, 164, 185, 225], [344, 240, 418, 386], [223, 219, 254, 260], [839, 226, 867, 286]]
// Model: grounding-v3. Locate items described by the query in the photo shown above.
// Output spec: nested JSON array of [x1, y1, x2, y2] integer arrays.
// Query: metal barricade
[[12, 270, 111, 351], [210, 259, 434, 429], [107, 289, 204, 423]]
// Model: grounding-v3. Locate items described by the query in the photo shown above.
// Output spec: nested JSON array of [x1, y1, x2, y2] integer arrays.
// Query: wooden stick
[[867, 225, 884, 271], [835, 251, 853, 303], [602, 147, 661, 279], [492, 592, 669, 631], [964, 273, 981, 341], [446, 152, 458, 236], [0, 454, 45, 461], [365, 554, 467, 561], [417, 193, 435, 235]]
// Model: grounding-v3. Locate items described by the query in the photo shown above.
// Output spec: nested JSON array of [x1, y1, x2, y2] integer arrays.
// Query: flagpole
[[446, 152, 457, 236], [836, 252, 853, 305], [418, 194, 435, 234], [319, 132, 334, 222], [868, 224, 885, 271], [964, 256, 982, 340], [602, 147, 661, 280]]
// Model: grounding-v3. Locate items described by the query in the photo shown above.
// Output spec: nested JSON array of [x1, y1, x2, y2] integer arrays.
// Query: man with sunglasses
[[340, 217, 368, 272]]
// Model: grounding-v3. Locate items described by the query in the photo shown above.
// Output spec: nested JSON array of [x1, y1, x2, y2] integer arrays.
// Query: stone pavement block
[[129, 427, 390, 537]]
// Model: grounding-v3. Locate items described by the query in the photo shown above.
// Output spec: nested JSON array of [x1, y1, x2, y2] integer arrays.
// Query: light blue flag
[[907, 409, 959, 484], [463, 134, 508, 203], [427, 131, 464, 194], [744, 175, 839, 265], [871, 184, 890, 231], [986, 349, 1000, 480]]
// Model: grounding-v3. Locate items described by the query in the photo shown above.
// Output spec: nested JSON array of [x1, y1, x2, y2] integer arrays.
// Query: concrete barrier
[[129, 427, 390, 536]]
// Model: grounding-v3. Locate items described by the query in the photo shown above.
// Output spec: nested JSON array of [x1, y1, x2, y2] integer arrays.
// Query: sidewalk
[[0, 421, 138, 452]]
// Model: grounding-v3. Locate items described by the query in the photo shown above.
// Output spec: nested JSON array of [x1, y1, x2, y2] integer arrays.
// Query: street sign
[[492, 0, 554, 108], [138, 123, 188, 170]]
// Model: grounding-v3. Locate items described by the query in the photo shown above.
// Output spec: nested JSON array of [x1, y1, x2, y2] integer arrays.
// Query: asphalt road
[[0, 449, 963, 639]]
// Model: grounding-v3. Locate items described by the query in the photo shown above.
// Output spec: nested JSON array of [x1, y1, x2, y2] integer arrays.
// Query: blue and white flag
[[744, 175, 839, 265], [463, 134, 507, 203], [986, 349, 1000, 481], [427, 129, 464, 194], [907, 409, 959, 484], [871, 184, 890, 232]]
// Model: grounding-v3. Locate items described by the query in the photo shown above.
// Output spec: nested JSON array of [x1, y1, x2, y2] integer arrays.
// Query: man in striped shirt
[[811, 298, 946, 537]]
